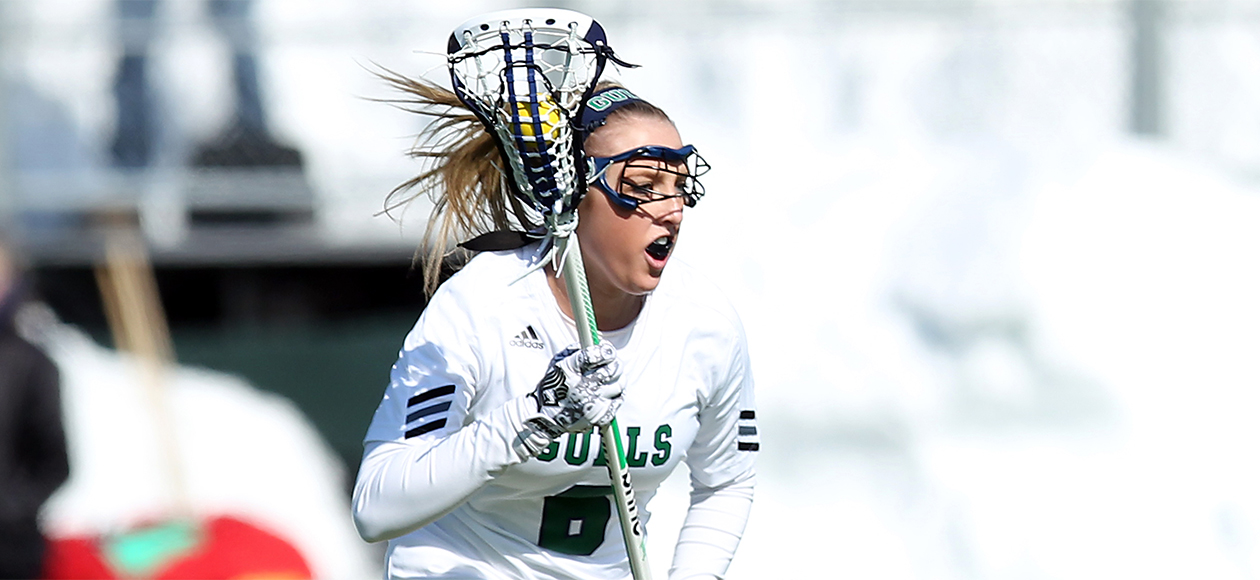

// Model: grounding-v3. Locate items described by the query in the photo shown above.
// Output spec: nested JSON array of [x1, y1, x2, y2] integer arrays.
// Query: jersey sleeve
[[362, 296, 479, 445], [672, 315, 759, 579], [683, 321, 759, 488], [352, 291, 551, 543]]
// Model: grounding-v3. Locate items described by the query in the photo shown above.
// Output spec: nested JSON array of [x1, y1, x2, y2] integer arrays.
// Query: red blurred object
[[45, 515, 311, 579], [44, 536, 113, 579]]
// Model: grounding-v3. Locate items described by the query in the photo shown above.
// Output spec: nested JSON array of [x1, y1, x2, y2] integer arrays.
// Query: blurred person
[[351, 80, 760, 580], [110, 0, 301, 168], [0, 239, 70, 579]]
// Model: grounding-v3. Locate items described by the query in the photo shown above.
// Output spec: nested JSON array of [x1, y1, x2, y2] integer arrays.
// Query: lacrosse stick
[[447, 9, 651, 579]]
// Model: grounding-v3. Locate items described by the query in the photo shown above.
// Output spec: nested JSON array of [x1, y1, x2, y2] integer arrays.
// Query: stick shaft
[[97, 230, 189, 517], [560, 237, 653, 580]]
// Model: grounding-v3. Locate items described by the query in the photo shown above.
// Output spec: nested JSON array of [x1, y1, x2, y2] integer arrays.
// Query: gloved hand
[[525, 343, 623, 439]]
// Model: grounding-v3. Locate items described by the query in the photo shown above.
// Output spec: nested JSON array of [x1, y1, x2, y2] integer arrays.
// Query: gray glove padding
[[526, 343, 623, 438]]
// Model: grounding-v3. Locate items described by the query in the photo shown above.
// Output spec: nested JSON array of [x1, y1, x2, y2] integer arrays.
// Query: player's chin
[[638, 267, 665, 292], [619, 267, 662, 296]]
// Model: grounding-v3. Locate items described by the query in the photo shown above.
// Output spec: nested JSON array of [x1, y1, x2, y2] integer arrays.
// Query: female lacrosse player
[[352, 80, 759, 580]]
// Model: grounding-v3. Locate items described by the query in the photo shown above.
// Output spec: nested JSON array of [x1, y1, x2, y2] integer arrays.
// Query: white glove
[[525, 343, 623, 439]]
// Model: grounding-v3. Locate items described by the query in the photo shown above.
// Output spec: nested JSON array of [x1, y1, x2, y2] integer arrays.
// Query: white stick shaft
[[561, 236, 653, 580]]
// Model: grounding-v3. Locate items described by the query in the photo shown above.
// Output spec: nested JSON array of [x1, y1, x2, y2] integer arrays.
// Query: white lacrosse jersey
[[358, 244, 759, 580]]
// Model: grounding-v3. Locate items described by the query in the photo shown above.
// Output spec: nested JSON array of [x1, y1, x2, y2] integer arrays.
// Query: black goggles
[[585, 145, 710, 211]]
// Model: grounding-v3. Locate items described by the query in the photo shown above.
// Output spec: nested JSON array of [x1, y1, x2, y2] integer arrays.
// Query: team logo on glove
[[536, 366, 569, 407]]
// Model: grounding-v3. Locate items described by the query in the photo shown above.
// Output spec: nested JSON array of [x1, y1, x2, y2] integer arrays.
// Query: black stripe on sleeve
[[738, 442, 760, 452], [406, 418, 448, 439], [406, 401, 452, 424], [408, 385, 457, 407], [738, 426, 757, 436], [739, 410, 756, 420]]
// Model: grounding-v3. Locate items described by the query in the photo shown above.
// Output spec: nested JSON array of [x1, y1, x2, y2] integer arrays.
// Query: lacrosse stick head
[[446, 8, 625, 229]]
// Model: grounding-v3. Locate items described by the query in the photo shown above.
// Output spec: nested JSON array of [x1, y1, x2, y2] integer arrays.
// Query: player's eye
[[621, 180, 655, 195]]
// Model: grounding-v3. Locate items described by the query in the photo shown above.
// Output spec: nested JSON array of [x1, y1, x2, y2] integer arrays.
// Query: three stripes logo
[[405, 385, 456, 439], [510, 325, 545, 349], [737, 410, 760, 452]]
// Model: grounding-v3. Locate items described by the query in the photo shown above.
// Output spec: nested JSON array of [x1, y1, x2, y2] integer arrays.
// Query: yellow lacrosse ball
[[515, 99, 562, 139]]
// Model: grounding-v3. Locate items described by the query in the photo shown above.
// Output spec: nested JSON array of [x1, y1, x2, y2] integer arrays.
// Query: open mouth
[[646, 236, 673, 261]]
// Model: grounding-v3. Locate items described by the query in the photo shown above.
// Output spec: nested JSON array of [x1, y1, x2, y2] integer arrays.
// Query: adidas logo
[[510, 325, 545, 349]]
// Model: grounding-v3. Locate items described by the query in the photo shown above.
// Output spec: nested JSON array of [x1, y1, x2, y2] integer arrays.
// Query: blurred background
[[2, 0, 1260, 577]]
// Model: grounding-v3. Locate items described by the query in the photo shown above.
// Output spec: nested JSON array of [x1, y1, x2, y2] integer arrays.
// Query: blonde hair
[[379, 72, 671, 296]]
